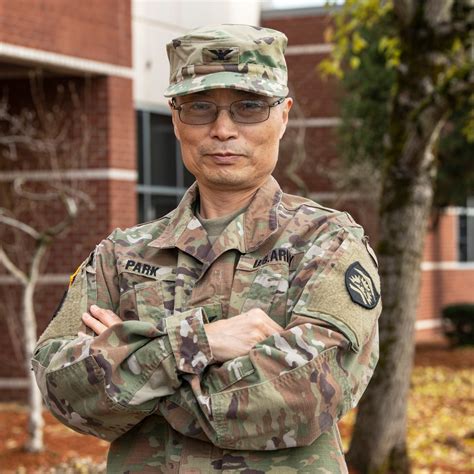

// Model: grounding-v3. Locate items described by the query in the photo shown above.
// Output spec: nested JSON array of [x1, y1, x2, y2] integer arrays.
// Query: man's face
[[170, 89, 293, 192]]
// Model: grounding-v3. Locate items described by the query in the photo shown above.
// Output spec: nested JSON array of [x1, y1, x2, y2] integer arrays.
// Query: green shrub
[[441, 303, 474, 346]]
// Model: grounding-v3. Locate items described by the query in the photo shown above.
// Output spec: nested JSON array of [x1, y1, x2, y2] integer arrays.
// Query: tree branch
[[44, 195, 79, 238], [29, 239, 48, 284], [0, 246, 27, 285], [0, 213, 41, 240], [13, 178, 60, 201]]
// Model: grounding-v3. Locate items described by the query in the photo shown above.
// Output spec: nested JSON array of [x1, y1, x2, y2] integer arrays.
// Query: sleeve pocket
[[203, 356, 255, 393]]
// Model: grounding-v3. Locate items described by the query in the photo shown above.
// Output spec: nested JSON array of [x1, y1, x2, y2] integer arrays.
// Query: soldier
[[32, 24, 381, 473]]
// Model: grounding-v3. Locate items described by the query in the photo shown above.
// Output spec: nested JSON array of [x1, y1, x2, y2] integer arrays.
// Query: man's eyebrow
[[174, 92, 208, 104], [181, 91, 268, 102], [191, 91, 211, 98]]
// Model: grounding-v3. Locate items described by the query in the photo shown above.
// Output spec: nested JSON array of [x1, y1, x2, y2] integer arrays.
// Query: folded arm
[[32, 233, 213, 442], [158, 229, 381, 450]]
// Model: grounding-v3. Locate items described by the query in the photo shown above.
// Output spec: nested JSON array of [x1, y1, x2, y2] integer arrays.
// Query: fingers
[[245, 308, 283, 335], [90, 304, 122, 325], [266, 317, 284, 333], [82, 312, 108, 335], [81, 304, 121, 336]]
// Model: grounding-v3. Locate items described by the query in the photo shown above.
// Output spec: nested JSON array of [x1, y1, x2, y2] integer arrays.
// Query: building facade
[[0, 1, 472, 401], [0, 0, 136, 400], [0, 0, 259, 400]]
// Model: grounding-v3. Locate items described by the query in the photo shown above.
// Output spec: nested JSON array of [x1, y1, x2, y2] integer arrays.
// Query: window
[[136, 110, 194, 222], [458, 197, 474, 262]]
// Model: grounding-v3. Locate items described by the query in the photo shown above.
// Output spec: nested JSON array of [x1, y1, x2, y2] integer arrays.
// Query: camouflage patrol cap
[[164, 24, 289, 98]]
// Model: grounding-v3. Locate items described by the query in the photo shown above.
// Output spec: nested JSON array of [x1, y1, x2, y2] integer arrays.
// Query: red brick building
[[0, 0, 136, 399]]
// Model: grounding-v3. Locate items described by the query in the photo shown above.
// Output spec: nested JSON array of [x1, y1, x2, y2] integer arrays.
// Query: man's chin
[[199, 172, 255, 190]]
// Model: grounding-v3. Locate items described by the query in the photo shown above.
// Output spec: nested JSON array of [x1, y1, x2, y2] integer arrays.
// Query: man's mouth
[[205, 152, 244, 164]]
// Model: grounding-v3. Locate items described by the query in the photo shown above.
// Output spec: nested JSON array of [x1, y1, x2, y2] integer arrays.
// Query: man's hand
[[82, 305, 283, 363], [204, 308, 283, 363], [82, 305, 121, 335]]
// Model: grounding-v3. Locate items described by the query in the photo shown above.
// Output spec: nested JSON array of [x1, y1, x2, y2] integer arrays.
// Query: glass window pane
[[136, 111, 144, 185], [183, 165, 195, 187], [138, 193, 144, 223], [459, 214, 467, 262], [467, 197, 474, 262], [150, 114, 176, 186], [151, 194, 178, 220]]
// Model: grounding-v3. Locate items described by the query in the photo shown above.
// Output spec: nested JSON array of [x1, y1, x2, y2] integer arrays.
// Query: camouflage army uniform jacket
[[33, 176, 381, 473]]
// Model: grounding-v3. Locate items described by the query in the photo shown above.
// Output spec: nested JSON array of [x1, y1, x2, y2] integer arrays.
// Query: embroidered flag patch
[[345, 261, 380, 309], [69, 264, 82, 288]]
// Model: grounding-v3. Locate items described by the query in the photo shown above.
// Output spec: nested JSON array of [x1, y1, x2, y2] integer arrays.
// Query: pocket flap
[[204, 356, 255, 393]]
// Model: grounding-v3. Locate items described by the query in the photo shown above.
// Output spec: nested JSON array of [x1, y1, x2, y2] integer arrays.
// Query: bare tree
[[0, 72, 93, 452]]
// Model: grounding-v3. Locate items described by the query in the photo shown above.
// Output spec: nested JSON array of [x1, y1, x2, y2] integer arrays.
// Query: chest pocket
[[119, 268, 176, 323], [230, 256, 289, 327]]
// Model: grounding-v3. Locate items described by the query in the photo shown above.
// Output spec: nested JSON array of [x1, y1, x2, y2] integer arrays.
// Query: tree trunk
[[347, 101, 447, 473], [23, 279, 44, 452], [343, 0, 469, 470]]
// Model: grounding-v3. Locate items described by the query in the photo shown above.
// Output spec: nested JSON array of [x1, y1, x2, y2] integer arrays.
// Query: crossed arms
[[32, 226, 380, 449]]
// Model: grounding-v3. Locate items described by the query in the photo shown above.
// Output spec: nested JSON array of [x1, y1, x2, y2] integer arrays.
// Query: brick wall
[[418, 269, 473, 319], [0, 102, 136, 399], [418, 211, 474, 326], [0, 1, 135, 400], [0, 0, 132, 66], [286, 54, 340, 118], [423, 213, 459, 262], [265, 13, 333, 45], [106, 77, 136, 169]]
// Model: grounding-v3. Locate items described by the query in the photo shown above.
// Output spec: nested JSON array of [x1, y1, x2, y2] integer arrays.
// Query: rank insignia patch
[[203, 47, 239, 64], [345, 261, 380, 309]]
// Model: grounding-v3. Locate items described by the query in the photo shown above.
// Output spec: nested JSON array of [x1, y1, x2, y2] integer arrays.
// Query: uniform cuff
[[165, 308, 214, 375]]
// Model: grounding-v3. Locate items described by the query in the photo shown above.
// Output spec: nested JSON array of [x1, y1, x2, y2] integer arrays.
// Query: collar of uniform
[[148, 176, 282, 259], [242, 175, 282, 251], [148, 182, 210, 259]]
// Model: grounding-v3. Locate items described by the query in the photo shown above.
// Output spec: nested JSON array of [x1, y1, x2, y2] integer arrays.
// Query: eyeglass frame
[[169, 96, 286, 125]]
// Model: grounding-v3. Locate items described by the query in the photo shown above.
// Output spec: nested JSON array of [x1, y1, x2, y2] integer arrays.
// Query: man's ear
[[169, 100, 181, 141], [279, 97, 293, 139]]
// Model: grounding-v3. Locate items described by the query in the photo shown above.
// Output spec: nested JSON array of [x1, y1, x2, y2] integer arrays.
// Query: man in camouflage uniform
[[33, 25, 381, 473]]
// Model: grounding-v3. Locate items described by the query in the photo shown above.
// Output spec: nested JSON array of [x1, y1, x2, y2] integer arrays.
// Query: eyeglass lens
[[179, 100, 271, 124]]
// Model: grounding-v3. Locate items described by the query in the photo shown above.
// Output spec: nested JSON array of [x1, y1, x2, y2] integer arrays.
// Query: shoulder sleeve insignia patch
[[345, 261, 380, 309]]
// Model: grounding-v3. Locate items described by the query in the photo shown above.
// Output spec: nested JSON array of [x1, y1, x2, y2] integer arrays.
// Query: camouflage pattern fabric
[[33, 177, 381, 473], [164, 24, 289, 98]]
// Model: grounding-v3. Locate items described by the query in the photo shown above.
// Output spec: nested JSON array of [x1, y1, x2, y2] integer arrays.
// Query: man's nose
[[209, 108, 239, 140]]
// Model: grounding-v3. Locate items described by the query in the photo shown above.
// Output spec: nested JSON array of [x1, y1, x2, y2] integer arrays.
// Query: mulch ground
[[0, 345, 472, 473], [0, 406, 108, 473]]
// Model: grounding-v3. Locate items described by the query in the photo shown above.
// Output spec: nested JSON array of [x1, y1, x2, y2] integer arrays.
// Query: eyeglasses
[[170, 97, 286, 125]]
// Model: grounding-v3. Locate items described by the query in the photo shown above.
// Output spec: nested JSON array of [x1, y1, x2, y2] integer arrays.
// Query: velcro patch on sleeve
[[36, 265, 88, 347], [303, 237, 382, 350]]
